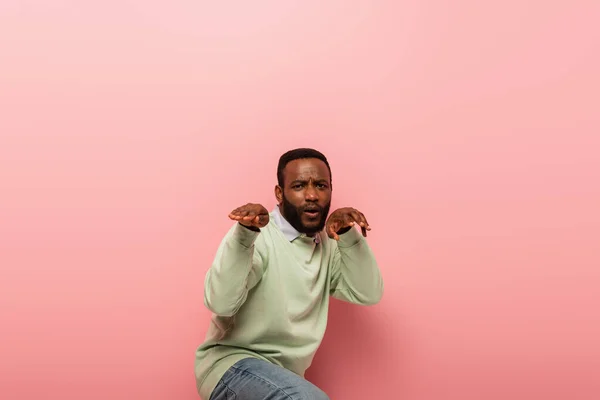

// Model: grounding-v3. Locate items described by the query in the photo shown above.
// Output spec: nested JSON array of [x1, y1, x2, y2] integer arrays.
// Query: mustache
[[301, 205, 323, 212]]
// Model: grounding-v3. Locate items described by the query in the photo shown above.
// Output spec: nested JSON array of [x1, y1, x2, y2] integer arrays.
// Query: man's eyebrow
[[290, 178, 329, 185], [290, 179, 308, 185]]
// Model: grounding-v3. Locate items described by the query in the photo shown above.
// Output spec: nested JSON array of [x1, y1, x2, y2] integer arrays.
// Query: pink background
[[1, 1, 599, 399]]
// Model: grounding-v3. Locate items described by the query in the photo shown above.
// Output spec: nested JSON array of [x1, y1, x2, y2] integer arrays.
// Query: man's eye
[[292, 185, 302, 189], [317, 184, 327, 189]]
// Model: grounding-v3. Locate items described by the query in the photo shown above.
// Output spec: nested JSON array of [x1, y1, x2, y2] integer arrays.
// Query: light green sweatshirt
[[194, 207, 384, 399]]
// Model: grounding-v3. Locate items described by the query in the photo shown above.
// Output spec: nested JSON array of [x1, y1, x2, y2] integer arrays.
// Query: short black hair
[[277, 148, 332, 187]]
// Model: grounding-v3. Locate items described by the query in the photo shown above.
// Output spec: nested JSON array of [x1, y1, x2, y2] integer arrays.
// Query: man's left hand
[[326, 207, 371, 241]]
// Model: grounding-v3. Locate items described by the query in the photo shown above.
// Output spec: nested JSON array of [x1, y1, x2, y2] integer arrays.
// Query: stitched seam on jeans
[[230, 366, 294, 400], [209, 379, 224, 400], [222, 381, 236, 400]]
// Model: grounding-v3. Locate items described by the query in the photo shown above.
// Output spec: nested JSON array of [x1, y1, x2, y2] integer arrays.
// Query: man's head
[[275, 148, 332, 236]]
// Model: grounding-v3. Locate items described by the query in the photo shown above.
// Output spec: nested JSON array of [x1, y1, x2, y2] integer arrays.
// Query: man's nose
[[305, 186, 318, 201]]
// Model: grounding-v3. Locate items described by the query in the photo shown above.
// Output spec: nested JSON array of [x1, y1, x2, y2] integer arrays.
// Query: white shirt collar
[[271, 206, 321, 244]]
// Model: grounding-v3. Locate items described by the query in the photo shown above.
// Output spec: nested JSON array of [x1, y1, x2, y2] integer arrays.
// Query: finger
[[237, 210, 252, 219], [230, 208, 251, 220], [359, 212, 371, 230], [255, 214, 268, 227], [349, 211, 367, 237], [336, 217, 353, 239], [328, 223, 339, 240], [331, 226, 340, 241], [349, 210, 368, 229], [327, 222, 339, 240], [349, 210, 364, 227], [355, 211, 370, 236], [349, 210, 370, 232], [342, 212, 366, 237], [242, 212, 256, 220], [343, 215, 356, 228]]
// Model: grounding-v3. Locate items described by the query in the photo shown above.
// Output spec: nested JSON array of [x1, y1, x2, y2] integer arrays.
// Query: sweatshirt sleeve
[[329, 226, 384, 305], [204, 223, 265, 317]]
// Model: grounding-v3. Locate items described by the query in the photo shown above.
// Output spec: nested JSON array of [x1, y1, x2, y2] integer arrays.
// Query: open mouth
[[303, 209, 320, 218]]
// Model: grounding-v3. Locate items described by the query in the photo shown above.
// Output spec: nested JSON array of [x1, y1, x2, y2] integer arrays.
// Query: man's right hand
[[228, 203, 270, 229]]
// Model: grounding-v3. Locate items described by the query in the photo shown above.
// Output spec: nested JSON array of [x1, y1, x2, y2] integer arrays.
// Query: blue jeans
[[209, 358, 330, 400]]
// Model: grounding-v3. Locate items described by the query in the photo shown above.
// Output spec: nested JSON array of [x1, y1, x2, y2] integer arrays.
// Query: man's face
[[276, 158, 332, 236]]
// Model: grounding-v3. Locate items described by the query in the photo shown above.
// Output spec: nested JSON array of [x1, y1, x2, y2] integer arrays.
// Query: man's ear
[[274, 185, 283, 205]]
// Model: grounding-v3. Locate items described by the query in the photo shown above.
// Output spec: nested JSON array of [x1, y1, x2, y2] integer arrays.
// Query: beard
[[281, 194, 330, 236]]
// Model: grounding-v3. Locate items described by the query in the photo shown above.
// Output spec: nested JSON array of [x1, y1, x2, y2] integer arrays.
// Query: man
[[195, 148, 384, 399]]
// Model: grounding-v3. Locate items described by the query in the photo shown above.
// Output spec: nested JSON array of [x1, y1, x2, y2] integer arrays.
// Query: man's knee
[[269, 384, 329, 400], [299, 384, 329, 400], [312, 390, 330, 400]]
